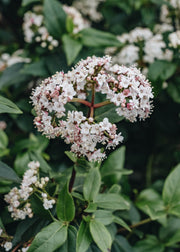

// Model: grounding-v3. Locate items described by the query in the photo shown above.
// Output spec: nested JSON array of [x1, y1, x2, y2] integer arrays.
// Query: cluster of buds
[[4, 161, 54, 220], [31, 55, 153, 161], [23, 5, 89, 50]]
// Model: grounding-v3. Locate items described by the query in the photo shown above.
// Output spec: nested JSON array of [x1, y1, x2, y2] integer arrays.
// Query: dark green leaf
[[0, 63, 31, 90], [163, 164, 180, 217], [57, 182, 75, 221], [0, 161, 20, 182], [0, 95, 22, 114], [148, 61, 176, 82], [29, 151, 51, 174], [57, 226, 77, 252], [0, 129, 8, 149], [95, 103, 123, 123], [22, 0, 40, 6], [62, 34, 83, 65], [44, 0, 66, 39], [77, 220, 92, 252], [83, 168, 101, 202], [28, 221, 67, 252], [134, 235, 165, 252], [90, 220, 112, 252], [80, 28, 122, 47], [112, 235, 135, 252], [22, 61, 49, 77]]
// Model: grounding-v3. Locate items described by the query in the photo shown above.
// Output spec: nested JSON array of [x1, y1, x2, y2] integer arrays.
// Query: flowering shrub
[[0, 0, 180, 251]]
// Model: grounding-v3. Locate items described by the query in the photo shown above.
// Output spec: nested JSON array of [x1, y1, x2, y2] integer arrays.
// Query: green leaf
[[101, 146, 125, 177], [0, 95, 22, 114], [89, 220, 112, 252], [76, 220, 92, 252], [14, 152, 31, 176], [66, 16, 74, 34], [22, 61, 49, 77], [95, 103, 123, 123], [84, 203, 97, 213], [159, 217, 180, 246], [136, 188, 165, 214], [29, 151, 51, 174], [44, 0, 66, 39], [163, 164, 180, 217], [95, 193, 130, 210], [94, 210, 114, 225], [134, 235, 165, 252], [83, 168, 101, 202], [57, 182, 75, 221], [0, 129, 8, 149], [22, 0, 40, 6], [80, 28, 122, 47], [148, 61, 177, 82], [0, 161, 21, 182], [112, 235, 135, 252], [62, 34, 83, 65], [28, 221, 67, 252], [65, 151, 77, 163], [12, 217, 38, 246], [57, 226, 77, 252], [113, 216, 131, 232], [0, 63, 31, 90]]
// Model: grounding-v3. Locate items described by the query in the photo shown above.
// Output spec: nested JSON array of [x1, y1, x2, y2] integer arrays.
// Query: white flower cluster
[[4, 161, 52, 220], [62, 5, 90, 33], [0, 50, 31, 72], [23, 6, 59, 50], [31, 55, 153, 161], [41, 193, 56, 210], [1, 241, 12, 251], [106, 26, 173, 67], [168, 30, 180, 48], [23, 5, 89, 50], [73, 0, 105, 21]]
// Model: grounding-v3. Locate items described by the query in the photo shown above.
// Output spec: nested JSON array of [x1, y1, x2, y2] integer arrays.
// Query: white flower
[[3, 242, 12, 251], [169, 30, 180, 48]]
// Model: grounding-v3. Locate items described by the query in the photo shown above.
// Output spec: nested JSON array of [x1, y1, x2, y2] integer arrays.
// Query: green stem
[[118, 218, 152, 233], [69, 166, 76, 192]]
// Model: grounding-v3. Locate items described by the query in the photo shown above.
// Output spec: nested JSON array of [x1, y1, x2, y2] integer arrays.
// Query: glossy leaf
[[83, 168, 101, 201], [0, 95, 22, 114], [62, 34, 83, 65], [134, 235, 165, 252], [57, 183, 75, 221], [0, 161, 20, 182], [163, 164, 180, 217], [28, 221, 67, 252], [89, 220, 112, 252], [95, 193, 130, 210], [76, 220, 92, 252], [80, 28, 122, 47], [57, 226, 77, 252], [44, 0, 66, 39]]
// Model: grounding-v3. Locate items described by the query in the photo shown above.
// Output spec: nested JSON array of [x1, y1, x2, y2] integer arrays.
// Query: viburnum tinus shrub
[[1, 56, 153, 252]]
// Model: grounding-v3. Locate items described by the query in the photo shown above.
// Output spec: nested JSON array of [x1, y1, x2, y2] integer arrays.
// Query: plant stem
[[70, 98, 91, 107], [118, 218, 152, 233], [90, 83, 95, 118], [94, 100, 112, 108], [69, 166, 76, 192]]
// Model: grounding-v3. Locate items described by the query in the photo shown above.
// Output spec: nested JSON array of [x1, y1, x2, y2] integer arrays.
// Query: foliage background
[[0, 0, 180, 251]]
